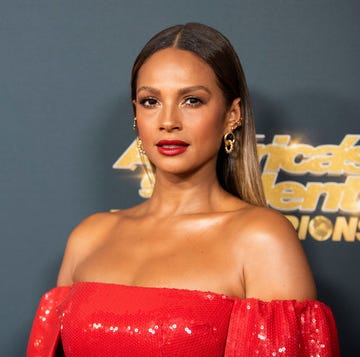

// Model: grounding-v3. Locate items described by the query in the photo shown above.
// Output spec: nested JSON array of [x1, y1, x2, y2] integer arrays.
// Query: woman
[[27, 23, 339, 356]]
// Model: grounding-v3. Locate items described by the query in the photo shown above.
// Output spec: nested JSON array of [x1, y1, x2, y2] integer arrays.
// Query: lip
[[156, 140, 189, 156]]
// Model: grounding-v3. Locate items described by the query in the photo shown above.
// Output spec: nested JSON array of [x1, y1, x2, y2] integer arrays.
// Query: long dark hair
[[131, 23, 266, 206]]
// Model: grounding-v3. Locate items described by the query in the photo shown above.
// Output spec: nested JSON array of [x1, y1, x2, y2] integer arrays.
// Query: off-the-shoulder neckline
[[70, 281, 236, 300], [55, 281, 320, 305]]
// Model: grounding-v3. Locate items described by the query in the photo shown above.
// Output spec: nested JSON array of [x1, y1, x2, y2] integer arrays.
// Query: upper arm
[[242, 208, 316, 301], [56, 212, 116, 287]]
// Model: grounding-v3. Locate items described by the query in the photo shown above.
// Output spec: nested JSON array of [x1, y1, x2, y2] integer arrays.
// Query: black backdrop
[[1, 1, 359, 355]]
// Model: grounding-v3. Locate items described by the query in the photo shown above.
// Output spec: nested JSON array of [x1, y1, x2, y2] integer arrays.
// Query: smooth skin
[[57, 48, 316, 301]]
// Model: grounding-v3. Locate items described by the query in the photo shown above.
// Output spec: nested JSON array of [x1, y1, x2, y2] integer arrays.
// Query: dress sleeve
[[224, 299, 339, 357], [27, 287, 71, 357]]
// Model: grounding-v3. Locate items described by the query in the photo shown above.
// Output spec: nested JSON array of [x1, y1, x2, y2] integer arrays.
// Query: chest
[[73, 215, 242, 295]]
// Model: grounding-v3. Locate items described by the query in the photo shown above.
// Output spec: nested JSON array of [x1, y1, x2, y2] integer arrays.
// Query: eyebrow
[[136, 85, 211, 96]]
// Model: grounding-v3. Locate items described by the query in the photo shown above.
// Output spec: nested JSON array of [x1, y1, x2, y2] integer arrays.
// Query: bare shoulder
[[232, 206, 316, 301], [56, 211, 121, 286], [238, 206, 298, 240]]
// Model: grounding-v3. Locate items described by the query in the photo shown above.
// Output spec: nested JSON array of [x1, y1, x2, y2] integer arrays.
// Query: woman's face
[[134, 47, 240, 177]]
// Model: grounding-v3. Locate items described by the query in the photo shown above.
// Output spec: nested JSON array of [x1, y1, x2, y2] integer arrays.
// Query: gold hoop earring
[[224, 131, 235, 154], [136, 137, 146, 155]]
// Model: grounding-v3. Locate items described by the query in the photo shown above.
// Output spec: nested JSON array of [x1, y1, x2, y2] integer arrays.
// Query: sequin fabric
[[27, 282, 340, 357], [27, 287, 71, 357], [59, 282, 233, 357], [225, 299, 340, 356]]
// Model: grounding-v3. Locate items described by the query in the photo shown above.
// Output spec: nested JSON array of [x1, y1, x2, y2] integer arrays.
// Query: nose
[[158, 106, 182, 132]]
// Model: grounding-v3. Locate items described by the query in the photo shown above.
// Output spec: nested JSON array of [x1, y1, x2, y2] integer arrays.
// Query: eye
[[184, 97, 203, 107], [139, 97, 159, 108]]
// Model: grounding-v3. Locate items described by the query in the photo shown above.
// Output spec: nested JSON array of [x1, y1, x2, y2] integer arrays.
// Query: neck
[[143, 169, 231, 217]]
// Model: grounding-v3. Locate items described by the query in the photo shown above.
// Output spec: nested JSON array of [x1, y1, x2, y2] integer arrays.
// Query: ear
[[224, 98, 241, 132], [132, 99, 137, 114]]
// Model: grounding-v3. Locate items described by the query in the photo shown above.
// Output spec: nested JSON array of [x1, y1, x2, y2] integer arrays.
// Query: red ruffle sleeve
[[224, 299, 340, 356], [27, 287, 71, 357]]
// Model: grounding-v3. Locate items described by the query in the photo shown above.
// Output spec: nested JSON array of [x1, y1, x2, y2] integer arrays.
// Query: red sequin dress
[[27, 282, 339, 356]]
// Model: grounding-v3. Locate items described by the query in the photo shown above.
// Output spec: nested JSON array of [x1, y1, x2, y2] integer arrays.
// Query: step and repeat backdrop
[[1, 1, 359, 355]]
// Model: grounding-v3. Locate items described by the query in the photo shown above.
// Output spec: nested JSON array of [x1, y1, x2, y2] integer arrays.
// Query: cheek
[[193, 110, 226, 140], [137, 124, 151, 142], [204, 128, 224, 149]]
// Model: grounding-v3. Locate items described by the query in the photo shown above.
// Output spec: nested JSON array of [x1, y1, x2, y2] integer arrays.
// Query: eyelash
[[138, 96, 204, 109], [183, 97, 203, 107], [139, 97, 158, 108]]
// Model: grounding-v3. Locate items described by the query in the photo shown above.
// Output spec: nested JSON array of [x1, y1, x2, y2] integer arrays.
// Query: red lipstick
[[156, 140, 189, 156]]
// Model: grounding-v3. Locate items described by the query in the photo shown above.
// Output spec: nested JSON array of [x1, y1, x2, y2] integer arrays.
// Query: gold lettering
[[262, 173, 306, 211], [301, 182, 343, 212], [340, 177, 360, 213], [263, 174, 359, 214], [332, 217, 358, 242], [286, 215, 360, 242], [258, 135, 291, 173], [307, 144, 343, 175], [308, 216, 333, 241], [112, 140, 141, 171], [342, 135, 360, 174], [281, 144, 315, 174], [259, 134, 360, 175], [298, 215, 310, 240]]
